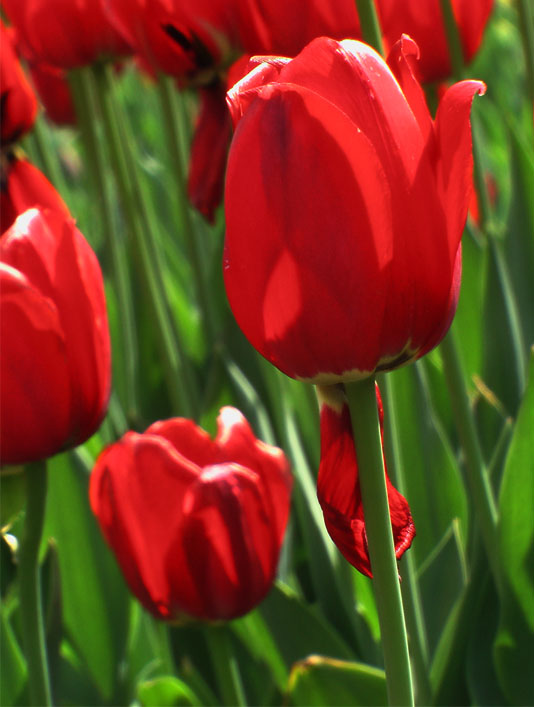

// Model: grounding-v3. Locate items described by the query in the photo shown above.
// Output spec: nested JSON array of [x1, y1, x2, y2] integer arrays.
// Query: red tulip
[[236, 0, 361, 57], [0, 21, 37, 144], [0, 208, 111, 465], [1, 156, 70, 234], [224, 36, 484, 384], [106, 0, 239, 81], [28, 62, 76, 126], [1, 0, 131, 69], [377, 0, 494, 82], [317, 384, 414, 577], [89, 408, 292, 621]]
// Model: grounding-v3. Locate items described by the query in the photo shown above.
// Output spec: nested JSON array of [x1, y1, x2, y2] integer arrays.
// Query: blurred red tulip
[[90, 407, 292, 621], [377, 0, 494, 82], [236, 0, 361, 57], [106, 0, 239, 81], [224, 36, 484, 384], [1, 156, 70, 233], [0, 21, 37, 144], [1, 0, 131, 69], [0, 208, 111, 465], [317, 384, 414, 577], [28, 62, 76, 126]]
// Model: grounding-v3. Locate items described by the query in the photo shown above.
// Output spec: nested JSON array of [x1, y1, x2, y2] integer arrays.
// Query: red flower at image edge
[[89, 407, 292, 622], [224, 36, 484, 384], [0, 20, 37, 144], [0, 208, 111, 465], [317, 384, 414, 577]]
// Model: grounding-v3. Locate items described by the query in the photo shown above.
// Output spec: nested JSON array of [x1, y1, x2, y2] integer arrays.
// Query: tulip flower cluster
[[4, 2, 530, 706]]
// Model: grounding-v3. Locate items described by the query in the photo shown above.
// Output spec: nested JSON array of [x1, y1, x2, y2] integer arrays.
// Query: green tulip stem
[[91, 62, 197, 418], [380, 375, 432, 706], [205, 626, 246, 707], [345, 378, 414, 707], [69, 67, 140, 425], [157, 75, 215, 345], [19, 460, 52, 707], [517, 0, 534, 104], [439, 330, 500, 583], [29, 118, 68, 196], [438, 0, 465, 78], [354, 0, 385, 56]]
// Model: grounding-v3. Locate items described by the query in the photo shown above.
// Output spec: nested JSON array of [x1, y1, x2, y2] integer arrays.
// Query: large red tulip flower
[[224, 36, 484, 384], [317, 384, 414, 577], [0, 208, 111, 465], [89, 407, 292, 622]]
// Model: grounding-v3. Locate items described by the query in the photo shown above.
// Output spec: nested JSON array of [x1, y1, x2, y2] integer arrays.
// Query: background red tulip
[[377, 0, 494, 82], [0, 21, 37, 144], [224, 36, 484, 383], [317, 384, 415, 577], [90, 407, 292, 621], [0, 208, 111, 465], [1, 0, 131, 69]]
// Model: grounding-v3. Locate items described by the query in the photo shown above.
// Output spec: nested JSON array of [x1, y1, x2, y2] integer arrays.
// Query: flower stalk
[[19, 460, 52, 706], [345, 378, 414, 707]]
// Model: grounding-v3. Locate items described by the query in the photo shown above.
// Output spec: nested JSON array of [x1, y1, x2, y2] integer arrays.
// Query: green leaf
[[388, 363, 469, 569], [287, 655, 387, 706], [45, 451, 129, 699], [259, 582, 355, 668], [494, 349, 534, 705], [137, 676, 202, 707], [0, 608, 27, 706]]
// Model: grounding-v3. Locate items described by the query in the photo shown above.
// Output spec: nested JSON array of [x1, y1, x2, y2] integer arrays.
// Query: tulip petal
[[316, 385, 415, 577], [225, 80, 394, 380], [434, 80, 486, 261], [0, 264, 71, 464]]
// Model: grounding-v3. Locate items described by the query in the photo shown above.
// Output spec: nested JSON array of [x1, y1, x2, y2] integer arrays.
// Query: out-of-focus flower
[[1, 0, 131, 69], [89, 407, 292, 621], [0, 208, 111, 465], [28, 62, 76, 126], [316, 384, 414, 577], [224, 36, 484, 383], [1, 156, 69, 233], [376, 0, 494, 82], [0, 21, 37, 144]]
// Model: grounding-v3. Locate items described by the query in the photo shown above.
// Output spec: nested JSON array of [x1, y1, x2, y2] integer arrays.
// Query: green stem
[[205, 626, 246, 707], [438, 330, 500, 582], [438, 0, 465, 78], [91, 62, 197, 418], [380, 375, 432, 706], [345, 378, 414, 707], [69, 67, 140, 425], [517, 0, 534, 105], [29, 118, 68, 195], [19, 461, 52, 706], [157, 76, 215, 344], [354, 0, 385, 55]]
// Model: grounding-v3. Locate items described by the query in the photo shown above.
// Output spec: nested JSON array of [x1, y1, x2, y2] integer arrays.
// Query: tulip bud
[[317, 384, 414, 577], [224, 36, 484, 384], [89, 407, 292, 622], [0, 208, 111, 465]]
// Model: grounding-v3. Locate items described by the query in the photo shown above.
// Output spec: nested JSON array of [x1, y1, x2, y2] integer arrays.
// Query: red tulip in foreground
[[224, 36, 484, 383], [0, 208, 111, 465], [317, 384, 414, 577], [90, 408, 292, 621]]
